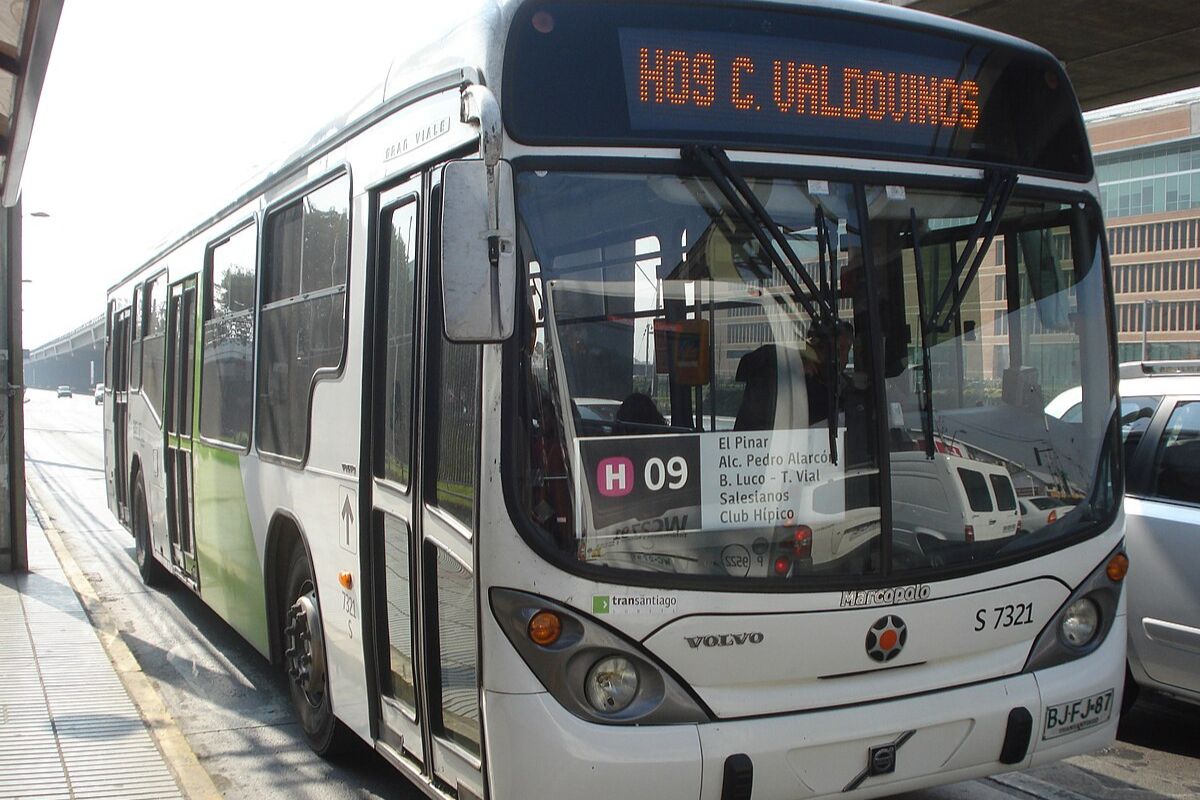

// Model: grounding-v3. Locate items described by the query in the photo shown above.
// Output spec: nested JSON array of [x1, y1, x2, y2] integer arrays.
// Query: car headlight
[[585, 656, 639, 713], [1060, 598, 1100, 647]]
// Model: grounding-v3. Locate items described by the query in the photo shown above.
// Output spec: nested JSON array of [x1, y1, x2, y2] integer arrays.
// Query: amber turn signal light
[[1106, 553, 1129, 582], [338, 571, 354, 590], [527, 610, 562, 646]]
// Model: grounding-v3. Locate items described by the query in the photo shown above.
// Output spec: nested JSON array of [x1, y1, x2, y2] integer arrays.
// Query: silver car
[[1115, 361, 1200, 711]]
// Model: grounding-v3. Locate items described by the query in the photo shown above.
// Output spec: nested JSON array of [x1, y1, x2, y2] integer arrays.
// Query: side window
[[200, 224, 257, 447], [256, 175, 350, 459], [1149, 401, 1200, 505], [958, 468, 993, 512], [1119, 395, 1161, 469], [379, 199, 419, 487], [894, 474, 950, 512], [130, 284, 143, 389], [989, 474, 1017, 511], [142, 272, 168, 421]]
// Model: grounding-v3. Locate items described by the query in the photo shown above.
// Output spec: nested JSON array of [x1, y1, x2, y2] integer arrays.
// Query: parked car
[[56, 385, 72, 398], [1016, 495, 1076, 534], [890, 451, 1020, 544], [94, 383, 104, 405], [1110, 361, 1200, 711]]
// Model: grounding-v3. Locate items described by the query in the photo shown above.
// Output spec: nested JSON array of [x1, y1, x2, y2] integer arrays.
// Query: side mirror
[[440, 159, 516, 342]]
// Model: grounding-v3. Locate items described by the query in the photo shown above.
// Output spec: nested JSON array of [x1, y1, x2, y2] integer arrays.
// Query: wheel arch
[[264, 510, 312, 666]]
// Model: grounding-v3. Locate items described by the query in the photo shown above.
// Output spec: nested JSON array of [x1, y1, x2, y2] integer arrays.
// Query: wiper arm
[[928, 169, 1017, 333], [815, 205, 840, 466], [909, 208, 937, 460], [685, 144, 846, 465], [684, 145, 833, 323]]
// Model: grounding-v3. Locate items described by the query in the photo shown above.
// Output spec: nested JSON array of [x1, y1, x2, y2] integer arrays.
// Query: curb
[[26, 488, 223, 800]]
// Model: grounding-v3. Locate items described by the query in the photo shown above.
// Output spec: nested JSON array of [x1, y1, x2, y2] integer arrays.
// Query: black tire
[[132, 478, 167, 587], [1121, 664, 1140, 715], [282, 542, 350, 756]]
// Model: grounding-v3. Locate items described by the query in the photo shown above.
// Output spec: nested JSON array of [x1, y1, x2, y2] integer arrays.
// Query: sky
[[20, 1, 479, 348]]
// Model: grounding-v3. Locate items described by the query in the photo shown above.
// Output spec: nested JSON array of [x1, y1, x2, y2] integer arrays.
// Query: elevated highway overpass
[[23, 314, 104, 392]]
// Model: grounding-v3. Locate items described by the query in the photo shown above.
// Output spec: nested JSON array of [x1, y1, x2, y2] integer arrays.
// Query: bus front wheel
[[282, 543, 349, 756]]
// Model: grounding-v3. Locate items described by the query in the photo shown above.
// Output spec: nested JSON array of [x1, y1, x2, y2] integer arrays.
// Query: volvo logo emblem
[[869, 744, 896, 775], [865, 615, 907, 662], [684, 632, 764, 649]]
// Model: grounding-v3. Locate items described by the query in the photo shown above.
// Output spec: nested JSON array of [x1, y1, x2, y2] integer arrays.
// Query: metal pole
[[1141, 298, 1151, 361], [0, 201, 27, 572]]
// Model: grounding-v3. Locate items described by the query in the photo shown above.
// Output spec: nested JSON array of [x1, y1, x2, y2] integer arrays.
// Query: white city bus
[[102, 2, 1130, 798]]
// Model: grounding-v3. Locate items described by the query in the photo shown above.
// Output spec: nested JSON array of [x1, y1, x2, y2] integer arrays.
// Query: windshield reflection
[[514, 169, 1116, 585]]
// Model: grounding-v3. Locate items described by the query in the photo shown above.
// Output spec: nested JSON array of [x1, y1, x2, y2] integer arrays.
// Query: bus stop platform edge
[[0, 502, 215, 800]]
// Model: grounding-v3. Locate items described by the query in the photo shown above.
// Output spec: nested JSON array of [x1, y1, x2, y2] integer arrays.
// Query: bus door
[[416, 169, 483, 798], [164, 277, 199, 584], [369, 181, 427, 769], [109, 305, 132, 524], [368, 175, 484, 799]]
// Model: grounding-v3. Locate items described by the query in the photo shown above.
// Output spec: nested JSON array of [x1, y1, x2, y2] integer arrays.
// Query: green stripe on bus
[[193, 442, 269, 655]]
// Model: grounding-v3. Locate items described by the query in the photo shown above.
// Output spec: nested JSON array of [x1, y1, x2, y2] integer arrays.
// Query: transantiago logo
[[865, 615, 907, 662], [685, 632, 764, 648]]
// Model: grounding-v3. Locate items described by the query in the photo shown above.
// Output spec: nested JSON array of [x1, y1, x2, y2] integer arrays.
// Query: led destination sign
[[621, 29, 985, 147], [504, 3, 1093, 177], [634, 46, 980, 130]]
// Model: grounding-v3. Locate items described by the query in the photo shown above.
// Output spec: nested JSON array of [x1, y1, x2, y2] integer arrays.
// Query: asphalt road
[[20, 387, 1200, 800]]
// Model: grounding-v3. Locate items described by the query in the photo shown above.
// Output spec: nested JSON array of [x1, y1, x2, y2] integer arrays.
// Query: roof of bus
[[108, 0, 1063, 296]]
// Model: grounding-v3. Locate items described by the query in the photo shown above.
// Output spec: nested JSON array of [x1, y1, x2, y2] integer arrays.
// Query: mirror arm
[[462, 84, 512, 328]]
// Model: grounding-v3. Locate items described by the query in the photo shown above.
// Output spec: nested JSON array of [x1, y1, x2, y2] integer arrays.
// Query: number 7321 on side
[[974, 602, 1034, 631]]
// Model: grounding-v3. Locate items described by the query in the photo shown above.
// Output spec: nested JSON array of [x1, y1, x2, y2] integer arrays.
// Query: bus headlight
[[585, 656, 639, 713], [1024, 545, 1124, 673], [1060, 598, 1099, 647], [491, 588, 711, 725]]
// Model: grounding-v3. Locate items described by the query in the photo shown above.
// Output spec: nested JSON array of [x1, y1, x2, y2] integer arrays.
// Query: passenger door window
[[1149, 401, 1200, 505], [142, 272, 169, 422]]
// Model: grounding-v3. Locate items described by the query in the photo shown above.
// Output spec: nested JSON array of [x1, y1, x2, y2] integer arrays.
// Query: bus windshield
[[513, 167, 1116, 586]]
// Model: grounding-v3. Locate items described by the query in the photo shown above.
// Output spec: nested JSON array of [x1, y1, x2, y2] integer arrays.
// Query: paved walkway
[[0, 509, 183, 800]]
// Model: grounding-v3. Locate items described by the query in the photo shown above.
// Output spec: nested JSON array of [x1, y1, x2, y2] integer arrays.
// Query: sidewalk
[[0, 508, 184, 800]]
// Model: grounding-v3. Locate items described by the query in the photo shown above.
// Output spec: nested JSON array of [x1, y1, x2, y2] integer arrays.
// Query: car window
[[989, 474, 1017, 511], [1119, 396, 1160, 440], [1029, 497, 1058, 510], [893, 474, 950, 512], [1121, 395, 1163, 481], [958, 468, 993, 512], [1150, 401, 1200, 505], [1060, 402, 1083, 423]]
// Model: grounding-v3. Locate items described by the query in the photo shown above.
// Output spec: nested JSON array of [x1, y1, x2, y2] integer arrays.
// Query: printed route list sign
[[576, 428, 844, 541]]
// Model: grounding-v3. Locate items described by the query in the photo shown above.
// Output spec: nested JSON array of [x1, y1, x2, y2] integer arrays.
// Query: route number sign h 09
[[576, 427, 844, 543]]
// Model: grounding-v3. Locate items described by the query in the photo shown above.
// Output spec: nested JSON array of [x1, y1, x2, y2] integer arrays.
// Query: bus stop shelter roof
[[889, 0, 1200, 112], [0, 0, 63, 208]]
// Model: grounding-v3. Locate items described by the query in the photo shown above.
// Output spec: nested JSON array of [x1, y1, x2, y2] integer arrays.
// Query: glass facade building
[[1097, 139, 1200, 218], [1089, 92, 1200, 362]]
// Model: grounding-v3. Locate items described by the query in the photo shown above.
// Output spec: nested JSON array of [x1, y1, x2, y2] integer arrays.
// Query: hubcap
[[284, 590, 326, 703]]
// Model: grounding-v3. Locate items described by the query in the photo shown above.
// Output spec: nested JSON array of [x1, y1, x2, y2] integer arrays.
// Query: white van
[[890, 452, 1020, 544]]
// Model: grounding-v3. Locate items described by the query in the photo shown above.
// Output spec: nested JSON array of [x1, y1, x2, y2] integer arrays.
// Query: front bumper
[[484, 613, 1124, 800]]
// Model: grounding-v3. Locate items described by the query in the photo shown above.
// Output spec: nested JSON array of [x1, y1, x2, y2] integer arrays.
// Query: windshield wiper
[[683, 145, 834, 324], [815, 205, 841, 466], [909, 208, 937, 460], [685, 145, 844, 464], [927, 169, 1017, 333]]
